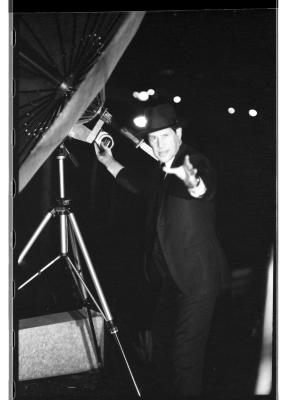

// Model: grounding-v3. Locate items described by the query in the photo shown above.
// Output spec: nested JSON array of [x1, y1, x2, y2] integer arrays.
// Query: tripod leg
[[65, 256, 106, 318], [85, 305, 103, 368], [18, 255, 62, 291], [18, 210, 55, 264], [67, 224, 87, 300], [64, 258, 142, 397], [67, 213, 142, 397], [67, 227, 103, 367], [67, 212, 114, 323]]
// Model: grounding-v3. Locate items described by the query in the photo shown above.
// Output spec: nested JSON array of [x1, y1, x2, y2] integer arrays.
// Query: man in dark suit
[[94, 103, 228, 397]]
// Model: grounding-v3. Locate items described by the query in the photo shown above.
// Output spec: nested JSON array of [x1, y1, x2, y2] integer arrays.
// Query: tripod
[[17, 144, 141, 397]]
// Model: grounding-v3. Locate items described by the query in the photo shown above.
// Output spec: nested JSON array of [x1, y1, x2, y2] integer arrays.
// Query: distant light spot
[[137, 91, 149, 101], [249, 109, 258, 117], [227, 107, 236, 114], [173, 96, 181, 103], [133, 115, 148, 128]]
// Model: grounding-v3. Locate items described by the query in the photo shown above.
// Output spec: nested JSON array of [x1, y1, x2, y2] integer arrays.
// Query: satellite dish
[[15, 12, 145, 192]]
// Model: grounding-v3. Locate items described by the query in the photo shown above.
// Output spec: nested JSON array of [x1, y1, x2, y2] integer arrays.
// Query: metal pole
[[18, 255, 61, 290], [58, 155, 65, 199], [68, 224, 86, 297], [113, 332, 142, 397], [65, 256, 106, 319], [68, 212, 114, 322], [18, 211, 54, 264], [66, 255, 141, 397], [66, 230, 104, 367], [60, 213, 68, 254], [57, 145, 66, 199]]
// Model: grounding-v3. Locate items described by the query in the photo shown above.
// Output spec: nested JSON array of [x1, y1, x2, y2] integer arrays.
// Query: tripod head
[[57, 143, 79, 167]]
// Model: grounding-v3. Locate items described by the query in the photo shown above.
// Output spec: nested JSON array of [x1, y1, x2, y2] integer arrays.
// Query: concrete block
[[18, 308, 104, 381]]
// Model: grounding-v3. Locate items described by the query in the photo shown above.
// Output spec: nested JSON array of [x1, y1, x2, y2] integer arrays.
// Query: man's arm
[[94, 142, 124, 178], [94, 143, 149, 195]]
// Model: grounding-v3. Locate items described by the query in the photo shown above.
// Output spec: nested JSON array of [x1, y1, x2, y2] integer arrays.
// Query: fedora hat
[[143, 103, 179, 135]]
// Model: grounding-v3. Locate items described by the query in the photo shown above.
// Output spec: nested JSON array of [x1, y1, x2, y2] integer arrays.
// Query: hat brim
[[142, 122, 179, 137]]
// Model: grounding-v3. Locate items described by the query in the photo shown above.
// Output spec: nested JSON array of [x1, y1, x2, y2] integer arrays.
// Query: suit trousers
[[150, 240, 217, 397]]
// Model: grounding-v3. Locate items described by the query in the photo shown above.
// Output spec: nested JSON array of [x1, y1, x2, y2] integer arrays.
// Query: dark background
[[14, 9, 276, 397]]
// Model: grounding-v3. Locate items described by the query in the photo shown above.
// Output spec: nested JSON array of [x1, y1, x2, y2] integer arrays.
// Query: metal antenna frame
[[17, 143, 141, 397]]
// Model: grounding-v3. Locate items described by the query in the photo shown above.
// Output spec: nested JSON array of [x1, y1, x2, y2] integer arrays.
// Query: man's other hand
[[163, 155, 200, 188], [94, 142, 114, 168]]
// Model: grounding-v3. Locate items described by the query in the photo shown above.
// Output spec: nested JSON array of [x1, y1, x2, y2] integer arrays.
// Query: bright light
[[249, 109, 258, 117], [173, 96, 181, 103], [148, 89, 155, 95], [133, 91, 139, 98], [228, 107, 236, 114], [137, 91, 149, 101], [133, 115, 148, 128]]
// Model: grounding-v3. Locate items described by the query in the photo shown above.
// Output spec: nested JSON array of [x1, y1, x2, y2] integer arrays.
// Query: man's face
[[148, 127, 182, 163]]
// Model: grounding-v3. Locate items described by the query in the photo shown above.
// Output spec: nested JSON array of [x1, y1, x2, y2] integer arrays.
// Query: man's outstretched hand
[[163, 155, 200, 188]]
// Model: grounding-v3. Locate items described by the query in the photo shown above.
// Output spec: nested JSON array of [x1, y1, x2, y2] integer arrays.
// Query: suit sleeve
[[189, 153, 217, 200], [115, 167, 151, 197]]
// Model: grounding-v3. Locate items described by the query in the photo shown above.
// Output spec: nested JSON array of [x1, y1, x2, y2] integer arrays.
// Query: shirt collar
[[165, 156, 175, 169]]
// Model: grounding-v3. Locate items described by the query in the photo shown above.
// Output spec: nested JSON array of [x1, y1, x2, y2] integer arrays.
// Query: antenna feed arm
[[106, 319, 119, 335]]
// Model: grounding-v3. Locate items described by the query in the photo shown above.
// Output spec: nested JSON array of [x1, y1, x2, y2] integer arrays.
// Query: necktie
[[147, 163, 166, 250], [145, 162, 170, 282], [158, 162, 166, 182], [154, 162, 167, 217]]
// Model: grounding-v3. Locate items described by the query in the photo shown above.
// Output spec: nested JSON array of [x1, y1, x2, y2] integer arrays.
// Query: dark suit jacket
[[116, 143, 228, 296]]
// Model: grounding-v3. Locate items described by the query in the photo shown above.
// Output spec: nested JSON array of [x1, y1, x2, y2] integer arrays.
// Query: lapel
[[171, 143, 188, 168], [156, 143, 188, 218], [148, 161, 166, 205], [162, 143, 188, 192]]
